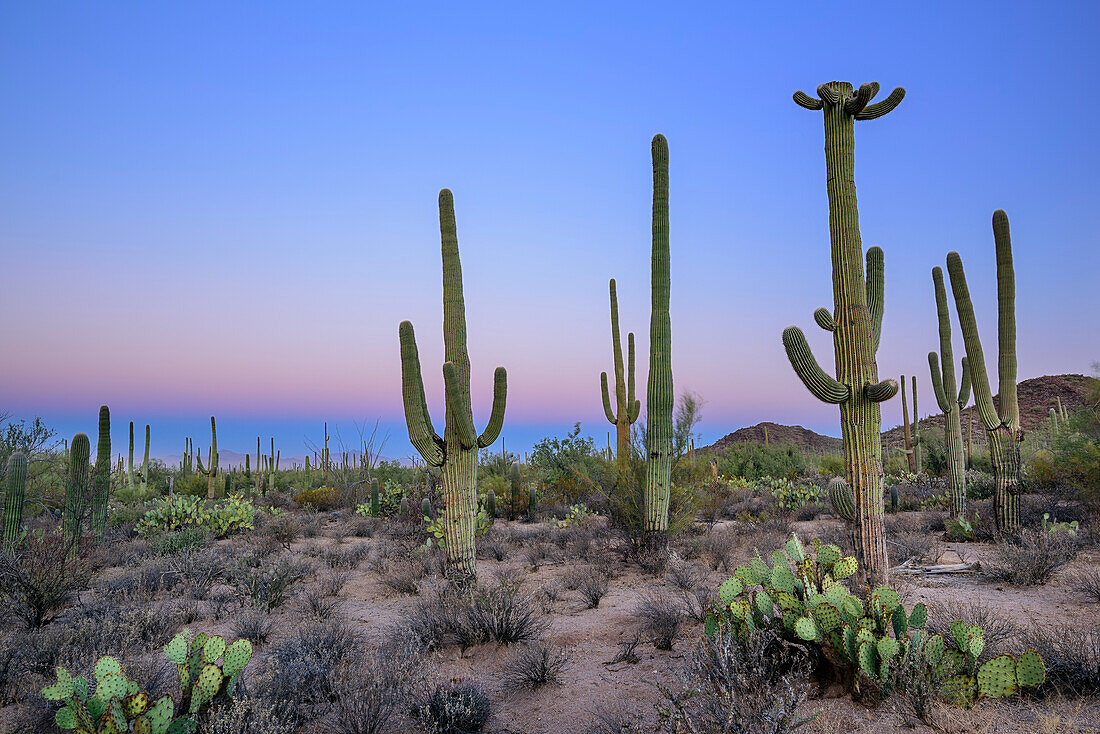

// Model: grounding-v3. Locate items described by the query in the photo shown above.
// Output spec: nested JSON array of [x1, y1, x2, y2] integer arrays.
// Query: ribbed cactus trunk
[[399, 189, 507, 583], [784, 81, 905, 586], [911, 376, 922, 474], [63, 433, 90, 551], [929, 266, 972, 520], [196, 417, 218, 499], [946, 210, 1021, 532], [2, 452, 28, 544], [127, 422, 136, 494], [91, 406, 111, 540], [644, 134, 673, 551], [601, 278, 640, 480]]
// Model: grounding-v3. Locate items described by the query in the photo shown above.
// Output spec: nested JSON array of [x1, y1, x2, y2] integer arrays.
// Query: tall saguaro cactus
[[2, 452, 28, 544], [196, 416, 219, 499], [929, 266, 972, 519], [127, 422, 150, 497], [399, 188, 508, 582], [784, 81, 903, 585], [644, 134, 674, 550], [947, 210, 1021, 532], [63, 433, 90, 549], [600, 278, 640, 479], [91, 406, 111, 540]]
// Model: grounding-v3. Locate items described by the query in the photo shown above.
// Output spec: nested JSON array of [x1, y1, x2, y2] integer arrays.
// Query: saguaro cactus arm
[[399, 320, 445, 467], [600, 372, 617, 424], [793, 83, 904, 121], [864, 379, 899, 402], [854, 87, 906, 120], [443, 362, 478, 450], [476, 366, 508, 448], [929, 352, 952, 414], [959, 357, 972, 406], [946, 252, 1001, 432], [993, 210, 1018, 430], [813, 308, 835, 332], [782, 327, 849, 404], [866, 246, 884, 353]]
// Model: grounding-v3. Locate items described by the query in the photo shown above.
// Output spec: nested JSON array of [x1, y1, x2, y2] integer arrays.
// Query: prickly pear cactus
[[41, 655, 194, 734], [163, 630, 252, 717], [928, 620, 1045, 706]]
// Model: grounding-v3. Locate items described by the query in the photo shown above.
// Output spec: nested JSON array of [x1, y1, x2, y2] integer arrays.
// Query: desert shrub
[[635, 591, 684, 651], [499, 641, 572, 692], [1028, 404, 1100, 502], [564, 566, 609, 609], [983, 528, 1078, 586], [963, 469, 995, 500], [295, 486, 343, 511], [529, 423, 603, 505], [0, 530, 92, 628], [319, 571, 350, 597], [168, 547, 229, 599], [816, 453, 844, 476], [233, 608, 274, 646], [202, 696, 296, 734], [715, 443, 806, 481], [98, 557, 179, 599], [148, 527, 210, 555], [231, 556, 311, 611], [321, 543, 369, 570], [300, 587, 345, 621], [264, 513, 300, 549], [655, 628, 812, 734], [135, 493, 255, 537], [1017, 624, 1100, 695], [887, 531, 937, 565], [418, 682, 491, 734], [259, 620, 362, 724], [765, 477, 823, 512], [1072, 568, 1100, 603], [404, 575, 548, 650], [324, 633, 434, 734]]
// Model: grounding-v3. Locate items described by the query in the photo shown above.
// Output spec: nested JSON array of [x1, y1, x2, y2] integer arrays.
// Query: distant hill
[[706, 374, 1091, 455]]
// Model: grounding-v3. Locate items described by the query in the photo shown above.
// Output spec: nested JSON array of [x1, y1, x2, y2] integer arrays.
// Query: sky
[[1, 2, 1097, 462]]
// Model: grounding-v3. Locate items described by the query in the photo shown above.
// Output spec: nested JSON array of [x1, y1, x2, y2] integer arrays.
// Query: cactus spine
[[644, 134, 674, 550], [63, 433, 90, 549], [127, 421, 150, 497], [195, 416, 219, 499], [91, 406, 111, 540], [399, 189, 508, 582], [947, 210, 1021, 532], [929, 265, 973, 519], [2, 452, 28, 543], [784, 81, 904, 585], [600, 278, 640, 479]]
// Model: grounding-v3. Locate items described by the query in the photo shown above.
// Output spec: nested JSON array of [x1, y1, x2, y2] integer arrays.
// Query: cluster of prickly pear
[[707, 534, 927, 693], [926, 621, 1045, 706], [827, 477, 854, 521], [163, 630, 252, 716], [41, 656, 189, 734]]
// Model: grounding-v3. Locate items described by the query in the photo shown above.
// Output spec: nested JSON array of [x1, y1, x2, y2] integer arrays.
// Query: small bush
[[295, 486, 343, 511], [0, 530, 92, 628], [231, 556, 311, 611], [148, 527, 210, 555], [202, 696, 296, 734], [499, 641, 571, 692], [635, 591, 684, 651], [404, 575, 548, 650], [565, 566, 610, 609], [300, 588, 344, 621], [259, 620, 362, 724], [656, 628, 812, 734], [984, 528, 1078, 586], [233, 608, 274, 646], [418, 682, 491, 734], [887, 531, 937, 565], [1072, 568, 1100, 604], [264, 514, 300, 549]]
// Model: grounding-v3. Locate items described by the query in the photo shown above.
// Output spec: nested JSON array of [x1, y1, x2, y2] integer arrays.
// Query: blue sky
[[1, 2, 1097, 460]]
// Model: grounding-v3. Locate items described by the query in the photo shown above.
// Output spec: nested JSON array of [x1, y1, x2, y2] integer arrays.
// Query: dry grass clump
[[563, 566, 610, 609], [634, 591, 685, 651], [498, 641, 572, 692], [984, 529, 1079, 586]]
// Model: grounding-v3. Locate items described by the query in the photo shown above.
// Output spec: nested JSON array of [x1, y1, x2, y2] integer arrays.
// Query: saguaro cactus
[[900, 376, 923, 474], [2, 452, 28, 543], [644, 134, 674, 550], [63, 433, 90, 549], [127, 422, 150, 497], [508, 461, 522, 520], [947, 210, 1021, 532], [196, 416, 219, 499], [91, 406, 111, 540], [784, 81, 904, 585], [399, 188, 508, 582], [600, 278, 640, 479], [929, 266, 973, 519]]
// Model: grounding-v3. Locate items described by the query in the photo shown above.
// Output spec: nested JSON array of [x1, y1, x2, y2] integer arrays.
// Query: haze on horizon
[[1, 2, 1097, 461]]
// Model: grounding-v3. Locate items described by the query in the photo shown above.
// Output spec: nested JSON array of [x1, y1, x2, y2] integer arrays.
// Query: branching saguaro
[[400, 188, 507, 583], [196, 416, 218, 499], [900, 376, 923, 473], [600, 278, 640, 479], [947, 210, 1021, 532], [644, 134, 673, 551], [784, 81, 904, 585], [929, 266, 972, 519]]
